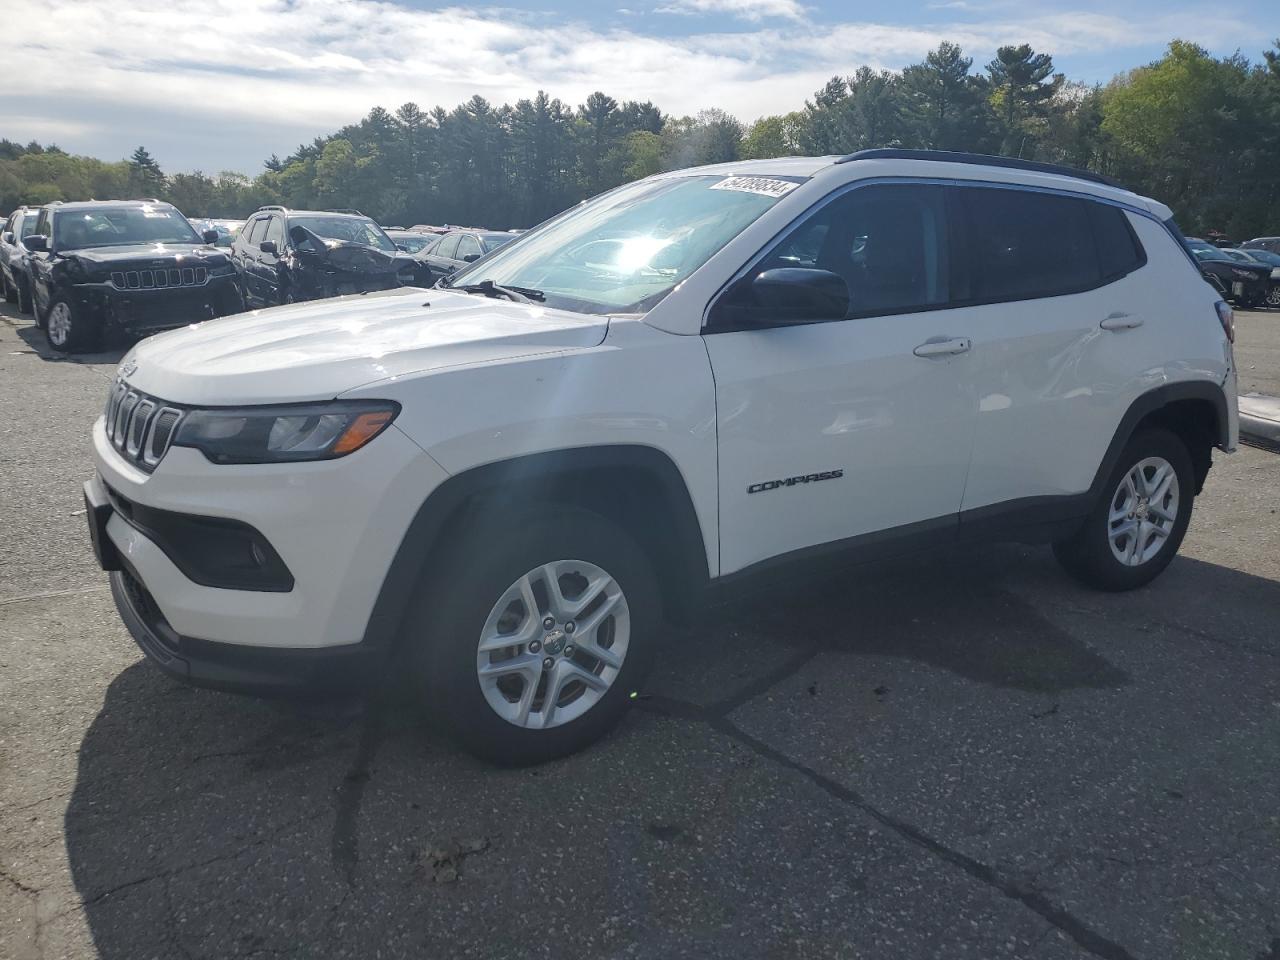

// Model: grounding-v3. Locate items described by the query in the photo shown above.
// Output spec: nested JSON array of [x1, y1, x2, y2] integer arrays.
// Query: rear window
[[959, 188, 1099, 301]]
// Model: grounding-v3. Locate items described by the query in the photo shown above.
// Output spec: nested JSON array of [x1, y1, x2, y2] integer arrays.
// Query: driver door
[[704, 181, 978, 575]]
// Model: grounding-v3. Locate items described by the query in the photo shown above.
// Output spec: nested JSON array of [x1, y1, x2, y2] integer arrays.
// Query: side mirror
[[24, 234, 48, 253], [462, 253, 481, 263], [202, 228, 220, 245], [259, 240, 278, 255], [749, 268, 849, 322], [1, 231, 12, 244]]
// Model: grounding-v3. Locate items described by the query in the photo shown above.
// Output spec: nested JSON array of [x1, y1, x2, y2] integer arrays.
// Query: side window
[[456, 234, 482, 260], [435, 234, 461, 260], [263, 216, 284, 247], [957, 187, 1099, 301], [1088, 204, 1144, 280], [711, 182, 951, 328], [33, 211, 50, 238], [247, 217, 269, 246], [18, 214, 37, 239]]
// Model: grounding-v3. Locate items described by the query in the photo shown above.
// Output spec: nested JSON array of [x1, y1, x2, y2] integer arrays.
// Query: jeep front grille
[[110, 266, 208, 290], [104, 380, 184, 472]]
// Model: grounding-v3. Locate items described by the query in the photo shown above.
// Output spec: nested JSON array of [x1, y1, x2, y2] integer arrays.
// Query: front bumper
[[72, 274, 243, 333], [109, 562, 377, 697], [91, 415, 448, 657]]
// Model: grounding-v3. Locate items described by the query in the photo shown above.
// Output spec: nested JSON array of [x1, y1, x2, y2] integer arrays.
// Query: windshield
[[448, 174, 800, 314], [1190, 246, 1228, 262], [481, 234, 515, 253], [288, 215, 395, 252], [1242, 248, 1280, 266], [53, 206, 200, 250]]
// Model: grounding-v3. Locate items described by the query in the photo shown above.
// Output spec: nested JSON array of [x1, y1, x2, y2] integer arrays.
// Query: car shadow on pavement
[[13, 323, 130, 366], [61, 547, 1279, 958]]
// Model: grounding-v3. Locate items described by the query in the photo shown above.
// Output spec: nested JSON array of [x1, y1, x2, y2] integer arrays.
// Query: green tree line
[[3, 39, 1279, 238]]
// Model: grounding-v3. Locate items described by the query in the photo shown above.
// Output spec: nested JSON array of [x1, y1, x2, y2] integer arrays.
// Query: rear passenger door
[[705, 181, 978, 575], [234, 216, 267, 307], [426, 233, 460, 281], [949, 185, 1151, 516]]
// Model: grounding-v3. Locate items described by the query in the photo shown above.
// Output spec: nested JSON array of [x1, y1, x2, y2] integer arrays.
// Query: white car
[[85, 150, 1239, 764]]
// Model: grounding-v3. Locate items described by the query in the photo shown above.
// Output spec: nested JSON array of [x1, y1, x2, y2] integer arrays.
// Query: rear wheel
[[411, 504, 659, 765], [45, 296, 102, 354], [1053, 427, 1194, 591]]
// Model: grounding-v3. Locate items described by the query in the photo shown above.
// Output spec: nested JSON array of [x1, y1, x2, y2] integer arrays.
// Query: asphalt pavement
[[2, 303, 1279, 960]]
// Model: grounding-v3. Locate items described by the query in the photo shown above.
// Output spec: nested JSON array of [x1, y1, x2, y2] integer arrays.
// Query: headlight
[[1271, 267, 1280, 280], [172, 400, 399, 464]]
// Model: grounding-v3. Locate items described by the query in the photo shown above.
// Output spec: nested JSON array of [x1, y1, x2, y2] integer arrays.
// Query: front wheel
[[1053, 427, 1194, 591], [1, 272, 14, 304], [412, 505, 660, 765], [1266, 283, 1280, 309], [45, 296, 102, 353]]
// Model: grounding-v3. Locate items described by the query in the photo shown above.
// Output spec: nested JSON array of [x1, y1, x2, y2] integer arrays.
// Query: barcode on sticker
[[710, 176, 798, 198]]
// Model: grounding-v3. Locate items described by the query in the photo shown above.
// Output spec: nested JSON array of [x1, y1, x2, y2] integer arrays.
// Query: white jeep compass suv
[[85, 150, 1239, 764]]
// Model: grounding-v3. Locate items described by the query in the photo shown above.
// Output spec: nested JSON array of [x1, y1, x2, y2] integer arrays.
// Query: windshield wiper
[[450, 279, 545, 304]]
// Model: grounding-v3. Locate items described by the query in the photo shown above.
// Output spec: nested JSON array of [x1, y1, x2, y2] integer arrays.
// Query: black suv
[[25, 200, 242, 353], [416, 229, 515, 284], [231, 207, 415, 308], [1, 205, 40, 313]]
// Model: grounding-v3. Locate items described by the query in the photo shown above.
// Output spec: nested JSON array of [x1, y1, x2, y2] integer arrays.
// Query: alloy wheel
[[48, 303, 72, 346], [475, 559, 630, 729], [1108, 456, 1179, 566], [1266, 285, 1280, 308]]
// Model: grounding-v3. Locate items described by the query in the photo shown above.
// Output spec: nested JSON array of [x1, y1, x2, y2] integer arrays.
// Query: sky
[[1, 0, 1273, 174]]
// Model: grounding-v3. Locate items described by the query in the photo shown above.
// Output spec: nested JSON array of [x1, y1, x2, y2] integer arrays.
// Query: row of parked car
[[0, 199, 516, 352], [1185, 236, 1280, 309]]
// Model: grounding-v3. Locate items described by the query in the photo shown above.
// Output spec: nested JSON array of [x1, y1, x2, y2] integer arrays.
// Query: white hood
[[120, 287, 610, 405]]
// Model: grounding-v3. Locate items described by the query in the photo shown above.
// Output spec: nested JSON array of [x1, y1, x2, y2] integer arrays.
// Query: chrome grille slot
[[102, 379, 183, 473], [126, 400, 156, 457]]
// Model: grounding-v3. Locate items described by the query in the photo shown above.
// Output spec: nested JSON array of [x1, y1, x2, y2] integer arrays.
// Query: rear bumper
[[110, 562, 379, 697]]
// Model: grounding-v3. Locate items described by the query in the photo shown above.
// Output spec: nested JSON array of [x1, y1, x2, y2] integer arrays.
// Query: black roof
[[834, 149, 1123, 189]]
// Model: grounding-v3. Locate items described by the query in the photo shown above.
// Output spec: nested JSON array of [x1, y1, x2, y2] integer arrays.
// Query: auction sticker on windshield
[[710, 176, 799, 198]]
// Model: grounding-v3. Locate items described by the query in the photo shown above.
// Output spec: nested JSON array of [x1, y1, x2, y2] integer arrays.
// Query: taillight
[[1214, 300, 1234, 343]]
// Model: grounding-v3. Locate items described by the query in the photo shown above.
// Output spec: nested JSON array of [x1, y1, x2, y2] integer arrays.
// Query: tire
[[44, 295, 102, 354], [411, 504, 660, 765], [1266, 283, 1280, 309], [1053, 427, 1194, 591], [1, 272, 14, 304]]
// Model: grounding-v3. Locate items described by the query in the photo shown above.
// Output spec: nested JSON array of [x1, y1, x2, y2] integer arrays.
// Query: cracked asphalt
[[2, 302, 1280, 960]]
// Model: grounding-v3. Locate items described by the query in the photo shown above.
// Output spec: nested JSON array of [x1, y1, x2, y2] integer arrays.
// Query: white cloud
[[654, 0, 807, 22], [0, 0, 1263, 172]]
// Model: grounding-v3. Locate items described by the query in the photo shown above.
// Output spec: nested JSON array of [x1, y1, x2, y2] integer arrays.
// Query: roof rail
[[257, 204, 287, 212], [834, 149, 1122, 189], [325, 208, 364, 216]]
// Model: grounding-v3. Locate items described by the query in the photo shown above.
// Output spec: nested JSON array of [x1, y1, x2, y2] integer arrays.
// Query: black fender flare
[[359, 444, 710, 652], [1086, 379, 1229, 503]]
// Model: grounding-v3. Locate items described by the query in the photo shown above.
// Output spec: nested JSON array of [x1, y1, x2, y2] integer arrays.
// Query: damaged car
[[231, 206, 417, 308], [25, 200, 243, 353]]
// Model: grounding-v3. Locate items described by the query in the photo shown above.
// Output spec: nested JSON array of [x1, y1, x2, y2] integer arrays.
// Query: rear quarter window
[[1088, 204, 1145, 279]]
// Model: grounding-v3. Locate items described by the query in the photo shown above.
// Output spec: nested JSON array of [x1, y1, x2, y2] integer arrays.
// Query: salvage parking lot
[[2, 303, 1279, 959]]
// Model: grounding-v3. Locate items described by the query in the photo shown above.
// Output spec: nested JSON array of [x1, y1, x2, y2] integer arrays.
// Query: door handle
[[913, 337, 971, 358], [1100, 312, 1144, 331]]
